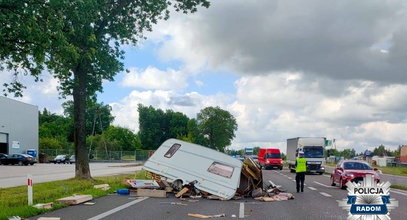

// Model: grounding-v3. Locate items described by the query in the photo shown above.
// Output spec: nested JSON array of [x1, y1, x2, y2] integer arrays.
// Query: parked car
[[51, 155, 69, 164], [0, 153, 36, 165], [331, 160, 380, 189], [69, 155, 75, 164], [258, 148, 283, 170], [0, 153, 8, 165]]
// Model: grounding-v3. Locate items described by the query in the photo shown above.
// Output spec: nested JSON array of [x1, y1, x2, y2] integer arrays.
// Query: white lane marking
[[323, 175, 331, 178], [88, 197, 148, 220], [308, 187, 317, 191], [319, 192, 332, 197], [239, 202, 244, 219], [314, 181, 334, 188], [391, 189, 407, 196]]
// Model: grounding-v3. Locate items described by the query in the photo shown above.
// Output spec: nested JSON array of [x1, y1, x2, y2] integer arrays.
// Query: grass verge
[[0, 170, 149, 220], [390, 184, 407, 191], [374, 166, 407, 177]]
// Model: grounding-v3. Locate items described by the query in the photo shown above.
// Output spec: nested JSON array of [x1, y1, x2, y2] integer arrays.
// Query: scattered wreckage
[[127, 139, 294, 202]]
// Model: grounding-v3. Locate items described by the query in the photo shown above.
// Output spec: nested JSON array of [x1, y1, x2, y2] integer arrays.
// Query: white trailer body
[[144, 139, 242, 200], [287, 137, 326, 174]]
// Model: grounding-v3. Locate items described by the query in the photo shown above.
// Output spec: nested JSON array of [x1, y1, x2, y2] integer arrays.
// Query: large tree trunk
[[73, 67, 91, 179]]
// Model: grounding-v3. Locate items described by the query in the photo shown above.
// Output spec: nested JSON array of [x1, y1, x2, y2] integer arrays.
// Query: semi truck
[[287, 137, 326, 175]]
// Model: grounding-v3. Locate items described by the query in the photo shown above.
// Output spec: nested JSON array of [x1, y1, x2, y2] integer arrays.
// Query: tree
[[63, 99, 114, 136], [103, 126, 141, 151], [1, 0, 210, 179], [197, 106, 238, 152], [373, 145, 389, 156], [138, 105, 190, 149]]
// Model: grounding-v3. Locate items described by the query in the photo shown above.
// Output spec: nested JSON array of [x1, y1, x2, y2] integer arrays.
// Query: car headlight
[[345, 173, 354, 178]]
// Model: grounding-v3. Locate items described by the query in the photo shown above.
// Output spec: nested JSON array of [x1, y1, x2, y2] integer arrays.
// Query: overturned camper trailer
[[143, 139, 243, 200]]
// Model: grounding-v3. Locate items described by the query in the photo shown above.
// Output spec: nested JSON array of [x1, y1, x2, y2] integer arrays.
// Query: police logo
[[338, 174, 398, 220]]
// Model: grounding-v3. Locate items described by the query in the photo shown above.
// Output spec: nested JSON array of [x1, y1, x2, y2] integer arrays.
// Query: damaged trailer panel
[[143, 139, 243, 200]]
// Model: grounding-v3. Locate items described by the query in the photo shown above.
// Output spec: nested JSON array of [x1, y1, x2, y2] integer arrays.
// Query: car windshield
[[344, 162, 372, 170], [303, 146, 324, 158], [266, 153, 281, 159]]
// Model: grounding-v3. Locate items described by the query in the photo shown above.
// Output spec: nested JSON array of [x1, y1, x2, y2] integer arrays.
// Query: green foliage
[[63, 99, 114, 136], [372, 145, 397, 157], [103, 126, 141, 151], [197, 106, 238, 152], [327, 148, 356, 159], [138, 105, 189, 149], [39, 109, 73, 141], [1, 0, 210, 178]]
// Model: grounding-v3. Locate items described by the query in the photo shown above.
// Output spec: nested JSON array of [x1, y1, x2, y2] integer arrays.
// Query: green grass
[[374, 166, 407, 177], [0, 170, 150, 220], [391, 184, 407, 191]]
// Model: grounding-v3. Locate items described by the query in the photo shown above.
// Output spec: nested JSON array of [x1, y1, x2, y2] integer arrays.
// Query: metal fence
[[39, 149, 153, 162]]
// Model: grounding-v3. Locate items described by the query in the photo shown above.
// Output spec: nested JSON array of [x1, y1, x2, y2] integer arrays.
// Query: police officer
[[295, 151, 307, 193]]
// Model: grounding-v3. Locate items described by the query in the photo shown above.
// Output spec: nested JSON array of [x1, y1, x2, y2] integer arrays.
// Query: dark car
[[331, 160, 380, 189], [52, 155, 69, 164], [0, 153, 37, 166], [0, 153, 7, 165]]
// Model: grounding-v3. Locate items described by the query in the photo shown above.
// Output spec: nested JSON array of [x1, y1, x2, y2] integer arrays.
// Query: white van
[[143, 139, 242, 200]]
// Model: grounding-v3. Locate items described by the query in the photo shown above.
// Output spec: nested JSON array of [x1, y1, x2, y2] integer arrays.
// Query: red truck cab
[[258, 148, 283, 170]]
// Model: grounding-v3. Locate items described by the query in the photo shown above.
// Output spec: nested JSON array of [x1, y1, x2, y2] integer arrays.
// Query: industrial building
[[0, 96, 38, 156]]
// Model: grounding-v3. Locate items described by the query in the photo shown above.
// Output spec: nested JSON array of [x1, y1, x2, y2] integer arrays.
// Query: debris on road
[[137, 188, 167, 198], [84, 202, 96, 205], [132, 139, 294, 202], [94, 184, 110, 191], [175, 187, 190, 198], [7, 216, 21, 220], [125, 180, 160, 189], [33, 202, 53, 209], [117, 189, 130, 195], [187, 213, 226, 219], [56, 195, 93, 205], [37, 218, 61, 220]]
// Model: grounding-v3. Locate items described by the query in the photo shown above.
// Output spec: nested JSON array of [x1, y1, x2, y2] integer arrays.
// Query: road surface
[[35, 169, 406, 220], [0, 163, 141, 188]]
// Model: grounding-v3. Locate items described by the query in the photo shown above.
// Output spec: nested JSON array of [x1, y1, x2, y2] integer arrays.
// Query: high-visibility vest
[[296, 158, 307, 173]]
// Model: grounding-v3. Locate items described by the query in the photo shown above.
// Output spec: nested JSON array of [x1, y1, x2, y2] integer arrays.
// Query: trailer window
[[208, 162, 234, 178], [164, 144, 181, 158]]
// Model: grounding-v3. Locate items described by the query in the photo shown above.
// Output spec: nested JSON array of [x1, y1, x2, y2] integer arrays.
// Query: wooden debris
[[188, 213, 226, 218], [165, 186, 174, 192], [94, 184, 110, 191], [189, 195, 202, 199], [37, 218, 61, 220], [56, 195, 93, 205], [175, 187, 189, 198], [206, 195, 222, 200], [33, 202, 53, 209], [137, 189, 167, 198], [254, 196, 275, 202]]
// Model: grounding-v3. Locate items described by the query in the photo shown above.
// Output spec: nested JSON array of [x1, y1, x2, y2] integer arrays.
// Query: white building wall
[[0, 96, 38, 155]]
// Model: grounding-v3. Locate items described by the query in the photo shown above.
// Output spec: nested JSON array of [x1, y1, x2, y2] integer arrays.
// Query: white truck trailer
[[287, 137, 326, 175]]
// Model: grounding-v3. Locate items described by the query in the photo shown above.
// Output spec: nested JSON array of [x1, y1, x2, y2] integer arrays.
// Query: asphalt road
[[34, 169, 407, 220], [325, 166, 407, 186], [0, 163, 142, 188]]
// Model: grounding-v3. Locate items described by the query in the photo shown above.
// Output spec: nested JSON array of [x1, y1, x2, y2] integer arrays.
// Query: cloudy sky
[[3, 0, 407, 153]]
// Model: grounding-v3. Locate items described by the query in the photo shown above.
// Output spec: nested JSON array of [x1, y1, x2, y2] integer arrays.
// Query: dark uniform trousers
[[295, 172, 305, 192]]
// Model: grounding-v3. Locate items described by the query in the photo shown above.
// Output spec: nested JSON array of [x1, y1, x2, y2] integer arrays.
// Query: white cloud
[[0, 70, 65, 113], [122, 66, 188, 90]]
